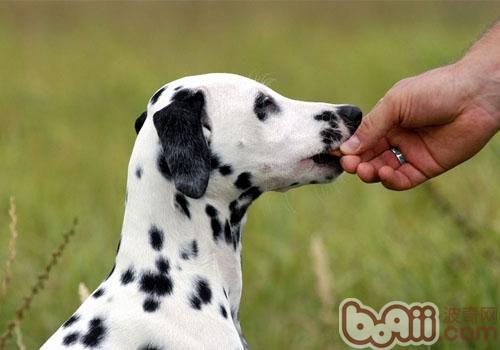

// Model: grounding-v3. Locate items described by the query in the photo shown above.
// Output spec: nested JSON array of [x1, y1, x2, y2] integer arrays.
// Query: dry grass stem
[[0, 218, 78, 349], [310, 234, 335, 327], [1, 197, 19, 299], [78, 282, 90, 303], [14, 321, 26, 350]]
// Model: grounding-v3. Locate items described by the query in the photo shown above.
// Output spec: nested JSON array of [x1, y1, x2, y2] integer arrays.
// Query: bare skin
[[339, 22, 500, 190]]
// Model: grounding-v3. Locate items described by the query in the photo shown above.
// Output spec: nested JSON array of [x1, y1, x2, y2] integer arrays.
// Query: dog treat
[[329, 148, 343, 157]]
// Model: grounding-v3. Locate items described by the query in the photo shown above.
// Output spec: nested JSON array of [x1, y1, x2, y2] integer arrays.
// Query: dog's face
[[135, 73, 361, 199]]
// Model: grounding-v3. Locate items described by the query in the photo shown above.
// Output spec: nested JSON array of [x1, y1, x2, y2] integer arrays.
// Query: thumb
[[340, 95, 399, 155]]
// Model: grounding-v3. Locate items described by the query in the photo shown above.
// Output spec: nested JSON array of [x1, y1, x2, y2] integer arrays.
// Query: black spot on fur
[[206, 204, 222, 240], [136, 166, 143, 179], [175, 193, 191, 219], [81, 318, 106, 347], [234, 172, 252, 190], [239, 186, 261, 201], [220, 304, 228, 319], [139, 344, 163, 350], [189, 278, 212, 310], [224, 220, 232, 244], [219, 164, 233, 176], [234, 226, 241, 249], [92, 288, 105, 299], [121, 268, 135, 285], [229, 201, 249, 225], [205, 204, 218, 217], [190, 295, 202, 310], [254, 92, 280, 121], [150, 87, 166, 105], [321, 128, 342, 145], [63, 332, 80, 345], [180, 240, 198, 260], [223, 288, 228, 299], [62, 314, 79, 328], [140, 272, 173, 296], [156, 256, 170, 274], [149, 225, 164, 251], [210, 154, 221, 170], [211, 218, 222, 241], [174, 85, 183, 91], [314, 111, 336, 122], [143, 298, 160, 312], [196, 279, 212, 303]]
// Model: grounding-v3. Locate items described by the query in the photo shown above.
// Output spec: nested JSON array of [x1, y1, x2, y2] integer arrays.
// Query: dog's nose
[[337, 105, 363, 133]]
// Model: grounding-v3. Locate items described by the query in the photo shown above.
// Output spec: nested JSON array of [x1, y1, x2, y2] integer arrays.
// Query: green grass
[[0, 2, 499, 349]]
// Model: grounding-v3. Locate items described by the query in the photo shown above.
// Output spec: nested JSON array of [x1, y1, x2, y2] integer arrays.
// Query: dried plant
[[78, 282, 90, 303], [14, 322, 26, 350], [1, 197, 19, 299], [0, 218, 78, 349], [310, 234, 335, 328]]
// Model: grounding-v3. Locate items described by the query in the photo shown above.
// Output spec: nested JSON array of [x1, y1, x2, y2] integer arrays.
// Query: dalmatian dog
[[42, 73, 362, 350]]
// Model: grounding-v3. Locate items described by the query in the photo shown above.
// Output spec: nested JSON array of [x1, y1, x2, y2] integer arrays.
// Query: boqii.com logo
[[339, 298, 439, 349]]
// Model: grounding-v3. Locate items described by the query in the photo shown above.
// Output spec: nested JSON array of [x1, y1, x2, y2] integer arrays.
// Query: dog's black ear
[[135, 111, 147, 134], [153, 90, 210, 199]]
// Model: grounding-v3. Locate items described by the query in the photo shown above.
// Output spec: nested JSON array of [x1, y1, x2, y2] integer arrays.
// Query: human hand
[[339, 61, 500, 190]]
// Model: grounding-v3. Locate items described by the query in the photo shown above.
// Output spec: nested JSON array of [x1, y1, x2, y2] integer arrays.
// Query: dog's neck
[[114, 133, 259, 327]]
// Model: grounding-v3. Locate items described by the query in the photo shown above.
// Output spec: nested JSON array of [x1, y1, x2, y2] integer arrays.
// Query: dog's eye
[[254, 92, 280, 121]]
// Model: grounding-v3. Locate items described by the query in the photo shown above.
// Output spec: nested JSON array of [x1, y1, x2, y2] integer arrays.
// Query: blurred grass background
[[0, 2, 499, 349]]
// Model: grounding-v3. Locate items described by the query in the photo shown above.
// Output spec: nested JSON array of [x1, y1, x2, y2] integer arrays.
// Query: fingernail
[[340, 135, 360, 154]]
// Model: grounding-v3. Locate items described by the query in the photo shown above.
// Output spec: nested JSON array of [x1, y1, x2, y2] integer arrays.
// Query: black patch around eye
[[175, 193, 191, 218], [81, 318, 106, 347], [150, 87, 166, 105], [121, 268, 135, 285], [62, 332, 80, 345], [234, 172, 252, 190], [143, 298, 160, 312], [149, 225, 164, 251], [254, 92, 280, 121], [219, 164, 233, 176], [92, 288, 105, 298], [62, 314, 79, 328]]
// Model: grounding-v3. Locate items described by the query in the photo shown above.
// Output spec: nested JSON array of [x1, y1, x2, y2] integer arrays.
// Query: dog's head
[[134, 73, 361, 199]]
